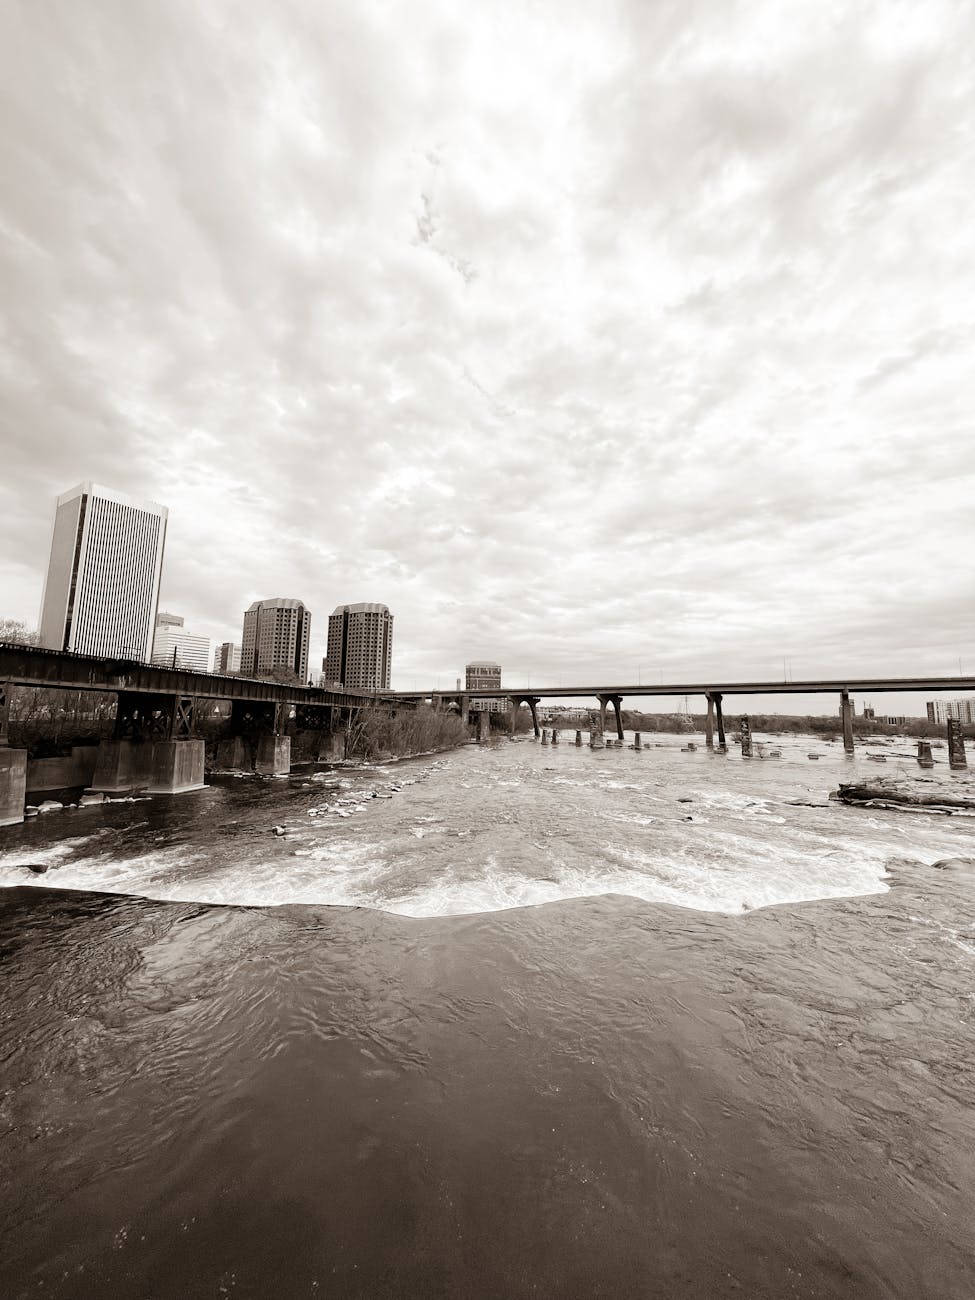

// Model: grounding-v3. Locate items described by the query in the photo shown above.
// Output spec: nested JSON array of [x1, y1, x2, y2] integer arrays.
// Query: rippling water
[[1, 734, 974, 1297]]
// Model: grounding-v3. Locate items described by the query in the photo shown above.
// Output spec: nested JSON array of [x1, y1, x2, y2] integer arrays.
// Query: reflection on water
[[1, 736, 974, 1297]]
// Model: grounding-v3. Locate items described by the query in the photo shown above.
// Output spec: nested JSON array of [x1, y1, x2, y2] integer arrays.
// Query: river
[[1, 733, 973, 1297]]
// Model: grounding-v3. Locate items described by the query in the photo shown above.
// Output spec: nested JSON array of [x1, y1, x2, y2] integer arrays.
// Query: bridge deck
[[388, 676, 975, 701], [0, 643, 377, 709]]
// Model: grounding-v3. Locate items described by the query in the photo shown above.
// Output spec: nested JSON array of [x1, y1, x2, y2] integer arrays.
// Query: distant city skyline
[[2, 4, 973, 710]]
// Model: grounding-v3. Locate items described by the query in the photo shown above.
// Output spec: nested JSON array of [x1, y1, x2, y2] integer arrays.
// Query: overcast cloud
[[2, 0, 973, 702]]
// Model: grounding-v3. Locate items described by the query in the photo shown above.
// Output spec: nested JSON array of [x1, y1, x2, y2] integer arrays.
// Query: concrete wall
[[26, 746, 99, 794]]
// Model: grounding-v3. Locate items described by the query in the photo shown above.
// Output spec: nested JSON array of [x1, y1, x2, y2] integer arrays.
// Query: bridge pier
[[0, 747, 27, 827], [255, 734, 291, 776], [598, 694, 624, 741], [713, 692, 726, 750], [947, 719, 967, 769], [705, 694, 715, 749], [475, 710, 490, 743], [90, 738, 205, 794], [508, 695, 541, 738], [739, 716, 753, 758], [841, 691, 855, 754]]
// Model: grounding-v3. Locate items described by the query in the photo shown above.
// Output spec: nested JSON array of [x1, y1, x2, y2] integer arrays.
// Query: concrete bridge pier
[[705, 694, 715, 748], [947, 719, 967, 769], [551, 727, 559, 745], [88, 690, 206, 794], [217, 700, 291, 776], [89, 738, 205, 794], [598, 694, 625, 741], [541, 728, 549, 746], [841, 691, 855, 754], [575, 730, 583, 746], [0, 748, 27, 827], [508, 695, 541, 738], [633, 732, 642, 750], [711, 692, 727, 751], [475, 710, 490, 743]]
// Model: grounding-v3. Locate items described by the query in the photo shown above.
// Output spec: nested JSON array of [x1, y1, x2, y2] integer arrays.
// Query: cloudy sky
[[2, 0, 973, 706]]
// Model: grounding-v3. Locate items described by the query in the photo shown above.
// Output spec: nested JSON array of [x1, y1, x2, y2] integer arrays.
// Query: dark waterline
[[1, 740, 974, 1297]]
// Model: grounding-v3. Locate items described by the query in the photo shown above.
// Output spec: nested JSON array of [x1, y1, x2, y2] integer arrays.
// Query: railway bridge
[[0, 642, 390, 826]]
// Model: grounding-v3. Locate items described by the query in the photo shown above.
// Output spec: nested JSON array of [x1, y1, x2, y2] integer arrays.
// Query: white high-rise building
[[212, 641, 241, 674], [151, 614, 211, 672], [38, 482, 167, 660], [324, 603, 393, 689]]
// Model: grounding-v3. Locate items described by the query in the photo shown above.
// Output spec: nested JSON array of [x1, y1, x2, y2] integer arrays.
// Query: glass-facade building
[[38, 482, 168, 660]]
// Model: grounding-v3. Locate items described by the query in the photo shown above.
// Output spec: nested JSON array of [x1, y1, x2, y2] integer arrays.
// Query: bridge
[[1, 643, 972, 827], [0, 642, 392, 826], [395, 674, 975, 755]]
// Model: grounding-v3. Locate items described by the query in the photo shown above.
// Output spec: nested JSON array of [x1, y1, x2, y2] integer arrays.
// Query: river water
[[1, 733, 974, 1297]]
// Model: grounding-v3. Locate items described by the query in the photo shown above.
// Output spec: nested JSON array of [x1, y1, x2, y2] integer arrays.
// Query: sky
[[1, 0, 973, 712]]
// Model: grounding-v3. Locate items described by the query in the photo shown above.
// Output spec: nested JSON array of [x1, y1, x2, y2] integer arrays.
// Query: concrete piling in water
[[841, 691, 855, 754], [590, 725, 605, 750], [633, 732, 642, 750], [705, 694, 715, 749], [551, 728, 559, 745], [917, 740, 934, 768], [947, 719, 968, 769], [541, 728, 549, 745], [713, 692, 727, 751], [575, 730, 583, 746], [739, 717, 752, 758]]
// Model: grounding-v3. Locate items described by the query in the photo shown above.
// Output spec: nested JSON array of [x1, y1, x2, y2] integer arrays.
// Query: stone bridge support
[[598, 694, 624, 741], [947, 718, 967, 769], [840, 691, 854, 754], [739, 716, 753, 758]]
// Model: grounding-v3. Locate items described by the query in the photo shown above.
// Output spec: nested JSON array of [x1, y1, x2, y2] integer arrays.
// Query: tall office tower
[[241, 598, 310, 681], [324, 603, 393, 689], [151, 613, 211, 672], [212, 641, 241, 674], [466, 660, 506, 712], [38, 482, 168, 659]]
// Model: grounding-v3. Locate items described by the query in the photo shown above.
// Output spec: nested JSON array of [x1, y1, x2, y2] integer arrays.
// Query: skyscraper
[[241, 598, 310, 681], [324, 603, 393, 689], [151, 613, 211, 672], [38, 482, 167, 659]]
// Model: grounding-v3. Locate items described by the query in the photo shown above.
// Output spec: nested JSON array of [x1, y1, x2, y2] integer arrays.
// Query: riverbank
[[2, 855, 974, 1298]]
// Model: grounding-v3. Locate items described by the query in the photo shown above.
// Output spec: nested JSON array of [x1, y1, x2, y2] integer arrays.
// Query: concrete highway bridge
[[394, 675, 975, 750]]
